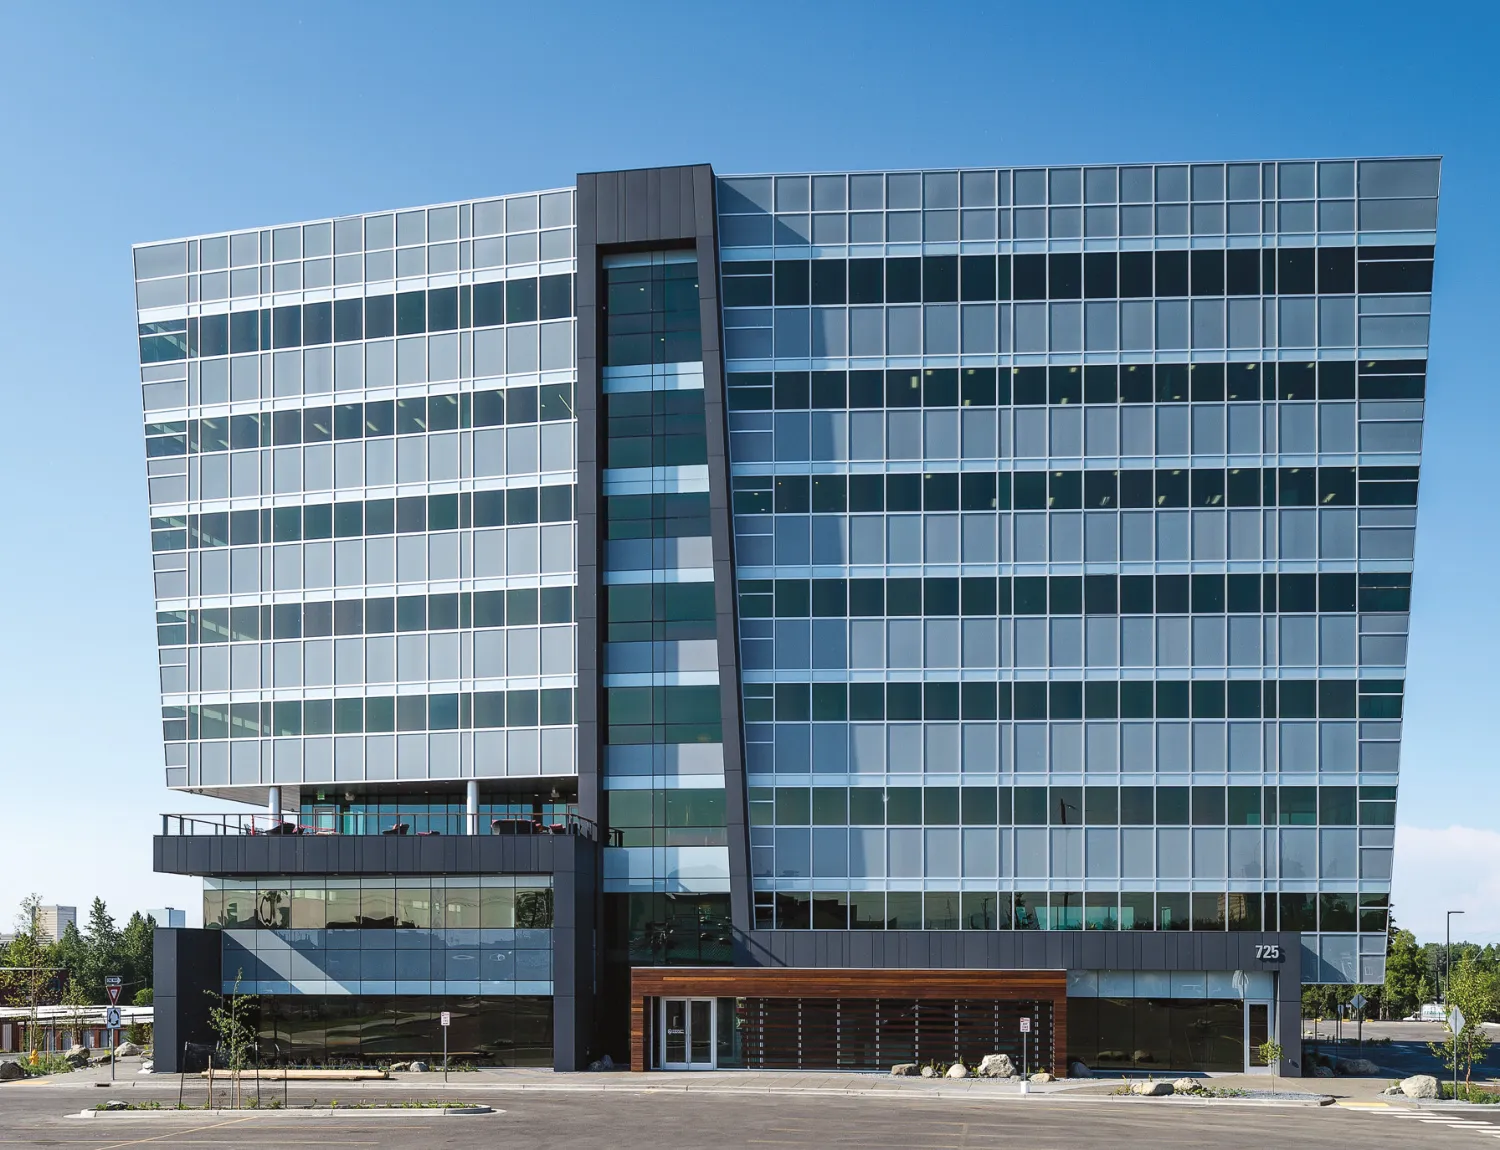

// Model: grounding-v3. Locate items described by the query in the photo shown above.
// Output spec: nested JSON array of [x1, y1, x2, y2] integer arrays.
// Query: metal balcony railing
[[161, 810, 595, 839]]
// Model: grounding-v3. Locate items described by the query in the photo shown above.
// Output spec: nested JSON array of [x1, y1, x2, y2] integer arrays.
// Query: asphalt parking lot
[[2, 1077, 1497, 1150]]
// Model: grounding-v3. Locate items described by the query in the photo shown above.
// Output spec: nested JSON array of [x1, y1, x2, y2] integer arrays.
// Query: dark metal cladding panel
[[649, 168, 668, 241], [575, 173, 597, 259], [624, 169, 649, 241], [1079, 931, 1106, 969], [1201, 932, 1229, 971], [692, 165, 717, 243], [151, 928, 221, 1073], [1139, 932, 1168, 969], [152, 834, 592, 876]]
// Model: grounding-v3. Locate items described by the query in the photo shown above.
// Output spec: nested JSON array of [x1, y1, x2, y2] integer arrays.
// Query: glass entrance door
[[661, 998, 716, 1069], [1245, 1000, 1273, 1073]]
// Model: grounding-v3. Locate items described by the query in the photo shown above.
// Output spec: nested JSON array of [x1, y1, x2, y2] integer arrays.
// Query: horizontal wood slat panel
[[630, 967, 1067, 1074], [631, 967, 1065, 1000]]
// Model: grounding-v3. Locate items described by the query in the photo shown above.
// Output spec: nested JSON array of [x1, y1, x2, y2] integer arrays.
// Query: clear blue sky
[[1, 1, 1495, 945]]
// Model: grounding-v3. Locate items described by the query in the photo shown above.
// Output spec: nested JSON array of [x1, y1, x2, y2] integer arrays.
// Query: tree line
[[1301, 921, 1500, 1023], [1, 893, 156, 1011]]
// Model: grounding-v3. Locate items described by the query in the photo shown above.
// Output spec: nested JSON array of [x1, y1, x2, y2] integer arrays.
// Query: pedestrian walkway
[[1343, 1104, 1500, 1142]]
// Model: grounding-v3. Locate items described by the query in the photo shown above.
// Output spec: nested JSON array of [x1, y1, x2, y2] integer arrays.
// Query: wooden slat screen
[[632, 967, 1067, 1075]]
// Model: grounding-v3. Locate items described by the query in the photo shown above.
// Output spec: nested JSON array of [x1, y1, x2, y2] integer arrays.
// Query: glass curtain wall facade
[[715, 158, 1436, 986], [138, 156, 1437, 1070], [138, 192, 581, 789], [136, 190, 582, 1063]]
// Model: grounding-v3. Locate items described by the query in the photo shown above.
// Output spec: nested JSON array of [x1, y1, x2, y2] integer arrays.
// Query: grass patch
[[21, 1054, 75, 1077], [1179, 1084, 1250, 1098], [1443, 1083, 1500, 1104], [1107, 1078, 1248, 1098], [96, 1098, 479, 1113], [330, 1099, 478, 1109]]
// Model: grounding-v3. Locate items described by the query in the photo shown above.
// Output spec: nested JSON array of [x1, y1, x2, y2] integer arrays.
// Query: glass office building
[[139, 157, 1437, 1076]]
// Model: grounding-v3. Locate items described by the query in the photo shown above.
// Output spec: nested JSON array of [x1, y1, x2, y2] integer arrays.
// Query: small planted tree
[[1257, 1039, 1284, 1093], [205, 970, 258, 1109], [61, 981, 94, 1054], [1427, 954, 1497, 1090], [2, 894, 59, 1060]]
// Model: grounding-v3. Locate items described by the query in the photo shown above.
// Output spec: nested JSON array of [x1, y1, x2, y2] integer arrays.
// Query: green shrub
[[1444, 1083, 1500, 1104]]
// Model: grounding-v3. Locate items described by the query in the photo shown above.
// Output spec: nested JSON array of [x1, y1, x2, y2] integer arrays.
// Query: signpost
[[1450, 1006, 1466, 1100], [440, 1011, 451, 1082], [1019, 1016, 1031, 1093], [1350, 992, 1367, 1051], [105, 978, 122, 1081]]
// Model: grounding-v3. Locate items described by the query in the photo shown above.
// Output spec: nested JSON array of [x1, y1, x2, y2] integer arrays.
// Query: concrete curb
[[400, 1082, 1336, 1107], [72, 1105, 496, 1119]]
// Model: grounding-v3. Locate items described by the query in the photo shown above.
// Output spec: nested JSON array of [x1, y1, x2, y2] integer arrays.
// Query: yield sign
[[106, 984, 121, 1007]]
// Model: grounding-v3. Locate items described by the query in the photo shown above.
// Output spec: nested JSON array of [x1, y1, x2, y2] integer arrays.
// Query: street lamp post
[[1445, 910, 1464, 1005]]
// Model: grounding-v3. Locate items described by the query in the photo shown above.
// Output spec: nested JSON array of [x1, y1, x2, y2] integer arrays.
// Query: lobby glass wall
[[1067, 997, 1244, 1072], [255, 995, 551, 1065]]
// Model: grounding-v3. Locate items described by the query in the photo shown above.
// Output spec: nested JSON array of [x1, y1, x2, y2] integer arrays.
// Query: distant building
[[145, 907, 187, 929], [35, 906, 76, 943]]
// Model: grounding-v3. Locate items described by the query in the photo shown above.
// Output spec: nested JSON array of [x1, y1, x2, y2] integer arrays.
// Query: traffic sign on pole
[[1350, 992, 1367, 1011], [105, 1006, 122, 1029], [107, 985, 121, 1007], [1018, 1016, 1031, 1090], [440, 1012, 451, 1083], [1451, 1006, 1466, 1098]]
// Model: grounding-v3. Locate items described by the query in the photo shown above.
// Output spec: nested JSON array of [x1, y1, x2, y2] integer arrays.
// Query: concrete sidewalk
[[10, 1057, 1430, 1108]]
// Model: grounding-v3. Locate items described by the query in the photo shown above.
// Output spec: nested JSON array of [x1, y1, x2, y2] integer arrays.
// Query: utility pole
[[1445, 910, 1464, 1004]]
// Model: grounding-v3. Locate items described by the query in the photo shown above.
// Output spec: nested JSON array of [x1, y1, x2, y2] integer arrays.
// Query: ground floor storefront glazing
[[250, 994, 552, 1065]]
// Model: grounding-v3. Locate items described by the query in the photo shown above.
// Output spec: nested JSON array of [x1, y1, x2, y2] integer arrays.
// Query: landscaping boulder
[[1070, 1062, 1093, 1079], [94, 1050, 113, 1064], [1172, 1078, 1200, 1094], [409, 1061, 429, 1073], [0, 1060, 24, 1081], [601, 1054, 615, 1070], [1029, 1072, 1054, 1084], [388, 1061, 410, 1072], [890, 1063, 919, 1076], [947, 1063, 968, 1079], [1335, 1057, 1381, 1076], [102, 1100, 128, 1111], [1132, 1080, 1173, 1096], [1131, 1050, 1155, 1063], [114, 1042, 143, 1058], [1380, 1084, 1402, 1095], [139, 1061, 153, 1075], [920, 1065, 937, 1078], [1313, 1065, 1334, 1078], [977, 1054, 1014, 1078], [1400, 1074, 1440, 1099]]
